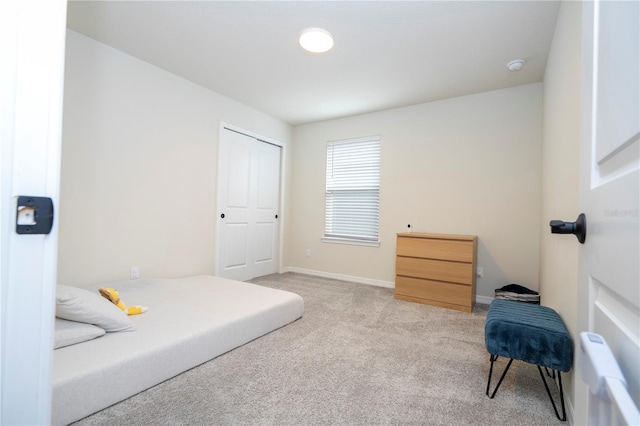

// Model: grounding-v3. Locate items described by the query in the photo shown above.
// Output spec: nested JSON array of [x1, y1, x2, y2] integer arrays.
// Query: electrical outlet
[[305, 248, 311, 257], [130, 266, 140, 280], [477, 267, 484, 278]]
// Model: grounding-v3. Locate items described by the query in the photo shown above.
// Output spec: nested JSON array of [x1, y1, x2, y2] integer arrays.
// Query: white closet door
[[252, 140, 281, 278], [216, 128, 281, 281]]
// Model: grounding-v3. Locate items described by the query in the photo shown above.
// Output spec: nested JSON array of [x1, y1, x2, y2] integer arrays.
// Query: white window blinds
[[325, 136, 381, 243]]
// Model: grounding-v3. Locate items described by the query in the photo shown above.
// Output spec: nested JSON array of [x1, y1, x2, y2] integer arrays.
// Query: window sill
[[321, 237, 380, 247]]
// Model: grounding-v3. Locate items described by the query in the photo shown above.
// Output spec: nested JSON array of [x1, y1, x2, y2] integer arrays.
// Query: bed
[[52, 275, 304, 425]]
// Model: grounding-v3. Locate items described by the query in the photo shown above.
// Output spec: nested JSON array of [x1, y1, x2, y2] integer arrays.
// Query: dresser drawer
[[395, 276, 473, 308], [396, 256, 473, 285], [396, 236, 474, 263], [395, 232, 477, 312]]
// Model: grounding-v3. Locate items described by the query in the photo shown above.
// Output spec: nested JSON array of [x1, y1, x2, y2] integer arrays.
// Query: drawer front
[[395, 276, 472, 307], [396, 236, 474, 263], [396, 256, 473, 285]]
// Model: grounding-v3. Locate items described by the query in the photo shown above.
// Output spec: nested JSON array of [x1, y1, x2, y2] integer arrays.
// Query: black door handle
[[550, 213, 586, 244], [220, 213, 225, 219]]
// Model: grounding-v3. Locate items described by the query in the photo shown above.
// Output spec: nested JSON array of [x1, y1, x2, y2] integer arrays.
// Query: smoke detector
[[507, 59, 525, 72]]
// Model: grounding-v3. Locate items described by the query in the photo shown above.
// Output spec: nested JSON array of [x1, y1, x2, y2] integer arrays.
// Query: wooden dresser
[[395, 232, 477, 312]]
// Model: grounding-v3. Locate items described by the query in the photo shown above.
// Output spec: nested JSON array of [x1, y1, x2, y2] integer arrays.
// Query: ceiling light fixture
[[507, 59, 525, 72], [299, 28, 334, 53]]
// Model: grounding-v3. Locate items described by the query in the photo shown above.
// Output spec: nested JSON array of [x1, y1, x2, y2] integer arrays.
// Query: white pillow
[[54, 318, 105, 349], [56, 285, 135, 332]]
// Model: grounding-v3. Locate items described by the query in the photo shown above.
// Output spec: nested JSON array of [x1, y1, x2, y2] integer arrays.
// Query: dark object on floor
[[494, 283, 540, 304], [484, 299, 573, 421]]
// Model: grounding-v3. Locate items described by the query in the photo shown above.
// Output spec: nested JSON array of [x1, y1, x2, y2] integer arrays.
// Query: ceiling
[[66, 1, 560, 126]]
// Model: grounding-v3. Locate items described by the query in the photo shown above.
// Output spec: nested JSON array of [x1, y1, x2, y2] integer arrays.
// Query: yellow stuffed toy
[[99, 288, 148, 315]]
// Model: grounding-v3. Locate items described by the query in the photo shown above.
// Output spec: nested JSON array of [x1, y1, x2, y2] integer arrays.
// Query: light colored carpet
[[72, 272, 564, 425]]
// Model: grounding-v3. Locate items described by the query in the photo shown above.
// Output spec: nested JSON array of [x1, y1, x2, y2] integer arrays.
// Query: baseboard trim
[[476, 295, 494, 305], [281, 267, 395, 289], [281, 268, 497, 307], [564, 379, 575, 425]]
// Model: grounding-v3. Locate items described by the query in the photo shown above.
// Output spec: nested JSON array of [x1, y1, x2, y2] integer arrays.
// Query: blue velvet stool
[[484, 299, 573, 421]]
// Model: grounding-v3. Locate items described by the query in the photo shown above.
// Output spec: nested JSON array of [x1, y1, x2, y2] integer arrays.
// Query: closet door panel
[[217, 128, 281, 281], [252, 141, 280, 277]]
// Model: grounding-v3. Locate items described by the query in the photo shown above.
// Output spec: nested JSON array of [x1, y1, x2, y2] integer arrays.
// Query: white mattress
[[52, 275, 304, 425]]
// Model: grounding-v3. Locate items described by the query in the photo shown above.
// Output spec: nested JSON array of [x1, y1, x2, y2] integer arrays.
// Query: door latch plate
[[16, 196, 54, 235]]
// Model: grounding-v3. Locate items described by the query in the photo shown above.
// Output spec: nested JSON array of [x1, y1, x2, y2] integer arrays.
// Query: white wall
[[540, 1, 582, 422], [58, 30, 292, 286], [287, 84, 543, 298]]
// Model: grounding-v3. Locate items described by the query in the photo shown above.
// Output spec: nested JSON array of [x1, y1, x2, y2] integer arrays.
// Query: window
[[324, 136, 381, 246]]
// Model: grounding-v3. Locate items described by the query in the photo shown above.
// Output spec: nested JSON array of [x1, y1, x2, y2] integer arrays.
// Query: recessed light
[[299, 28, 334, 53], [507, 59, 525, 72]]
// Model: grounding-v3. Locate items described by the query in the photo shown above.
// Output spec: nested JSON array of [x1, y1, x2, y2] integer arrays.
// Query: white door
[[216, 127, 281, 281], [578, 0, 639, 423], [252, 139, 282, 278], [0, 0, 66, 423]]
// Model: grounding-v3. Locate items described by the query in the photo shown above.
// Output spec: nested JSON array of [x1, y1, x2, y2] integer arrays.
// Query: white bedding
[[52, 275, 304, 425]]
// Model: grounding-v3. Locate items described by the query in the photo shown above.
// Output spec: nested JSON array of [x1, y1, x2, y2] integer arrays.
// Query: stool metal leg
[[544, 366, 556, 380], [537, 366, 567, 421], [486, 355, 514, 399]]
